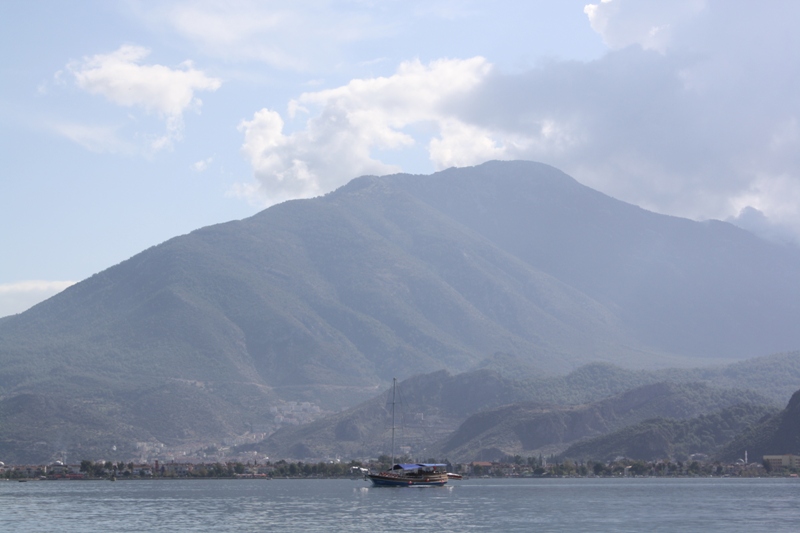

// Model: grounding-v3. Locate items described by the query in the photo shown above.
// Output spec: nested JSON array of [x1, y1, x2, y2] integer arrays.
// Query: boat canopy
[[391, 463, 447, 470]]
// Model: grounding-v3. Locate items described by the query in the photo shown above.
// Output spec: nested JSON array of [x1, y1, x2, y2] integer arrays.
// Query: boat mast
[[391, 377, 396, 467]]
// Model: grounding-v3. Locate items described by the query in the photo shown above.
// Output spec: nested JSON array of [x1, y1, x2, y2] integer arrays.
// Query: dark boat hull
[[367, 473, 448, 487]]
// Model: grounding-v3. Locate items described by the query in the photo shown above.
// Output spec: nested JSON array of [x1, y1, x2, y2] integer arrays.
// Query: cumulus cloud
[[66, 45, 221, 151], [237, 1, 800, 242], [0, 280, 76, 317], [237, 57, 492, 203]]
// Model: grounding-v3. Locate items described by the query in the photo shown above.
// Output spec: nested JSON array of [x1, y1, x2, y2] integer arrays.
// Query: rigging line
[[396, 378, 408, 432], [381, 378, 400, 464], [397, 379, 418, 455], [391, 377, 396, 467], [394, 378, 434, 462], [384, 378, 410, 462], [407, 383, 437, 462]]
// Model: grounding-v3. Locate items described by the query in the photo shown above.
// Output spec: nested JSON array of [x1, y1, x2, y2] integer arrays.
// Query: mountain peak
[[2, 161, 800, 462]]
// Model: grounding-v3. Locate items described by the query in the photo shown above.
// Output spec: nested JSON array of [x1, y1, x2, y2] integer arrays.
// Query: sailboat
[[366, 378, 454, 487]]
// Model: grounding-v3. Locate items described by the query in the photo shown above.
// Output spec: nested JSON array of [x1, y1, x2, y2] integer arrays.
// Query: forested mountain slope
[[560, 403, 778, 462], [716, 388, 800, 462]]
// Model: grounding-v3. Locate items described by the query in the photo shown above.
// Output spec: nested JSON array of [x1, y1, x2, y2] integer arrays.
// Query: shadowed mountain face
[[1, 160, 799, 462], [247, 369, 529, 461], [428, 381, 772, 462], [254, 370, 778, 462], [559, 403, 778, 462], [716, 388, 800, 462], [240, 353, 800, 462]]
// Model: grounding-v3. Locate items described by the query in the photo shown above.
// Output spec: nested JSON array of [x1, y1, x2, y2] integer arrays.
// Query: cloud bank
[[237, 0, 800, 243]]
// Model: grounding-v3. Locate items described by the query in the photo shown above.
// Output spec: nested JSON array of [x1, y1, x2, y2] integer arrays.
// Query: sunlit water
[[1, 477, 798, 532]]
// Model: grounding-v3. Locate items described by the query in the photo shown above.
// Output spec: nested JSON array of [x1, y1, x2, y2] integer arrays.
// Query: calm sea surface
[[1, 477, 798, 532]]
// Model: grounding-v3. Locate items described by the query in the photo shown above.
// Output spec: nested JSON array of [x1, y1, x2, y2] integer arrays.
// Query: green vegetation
[[717, 389, 800, 461]]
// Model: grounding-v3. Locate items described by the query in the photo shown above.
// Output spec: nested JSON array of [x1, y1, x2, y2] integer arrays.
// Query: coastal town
[[2, 454, 799, 481]]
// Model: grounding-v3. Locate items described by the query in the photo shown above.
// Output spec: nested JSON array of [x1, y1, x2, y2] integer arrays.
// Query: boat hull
[[367, 473, 448, 487]]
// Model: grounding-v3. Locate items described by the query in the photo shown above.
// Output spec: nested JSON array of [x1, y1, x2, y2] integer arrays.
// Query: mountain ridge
[[2, 160, 799, 462], [429, 381, 772, 462], [246, 355, 799, 462], [716, 388, 800, 462], [559, 402, 778, 462]]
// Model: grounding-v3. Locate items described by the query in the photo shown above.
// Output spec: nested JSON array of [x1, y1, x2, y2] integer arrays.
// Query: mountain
[[658, 351, 800, 404], [716, 388, 800, 462], [388, 162, 800, 359], [247, 369, 528, 461], [429, 382, 772, 462], [502, 351, 800, 406], [1, 160, 800, 462], [559, 403, 778, 462], [256, 358, 793, 462]]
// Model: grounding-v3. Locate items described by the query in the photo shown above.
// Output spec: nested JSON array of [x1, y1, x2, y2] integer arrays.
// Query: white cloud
[[237, 57, 494, 204], [234, 2, 800, 242], [66, 45, 221, 151], [191, 157, 214, 172], [0, 280, 76, 318], [68, 45, 221, 116]]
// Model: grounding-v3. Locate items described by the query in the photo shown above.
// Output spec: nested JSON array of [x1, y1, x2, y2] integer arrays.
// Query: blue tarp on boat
[[391, 463, 446, 470]]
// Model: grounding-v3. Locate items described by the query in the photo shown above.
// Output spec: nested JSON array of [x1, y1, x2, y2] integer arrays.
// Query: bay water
[[1, 477, 798, 532]]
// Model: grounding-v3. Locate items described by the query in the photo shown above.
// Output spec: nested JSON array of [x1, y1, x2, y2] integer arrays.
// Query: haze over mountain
[[253, 360, 796, 462], [1, 161, 799, 463], [430, 381, 772, 462]]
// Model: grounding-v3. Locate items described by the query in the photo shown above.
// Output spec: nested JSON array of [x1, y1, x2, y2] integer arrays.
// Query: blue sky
[[2, 1, 799, 316]]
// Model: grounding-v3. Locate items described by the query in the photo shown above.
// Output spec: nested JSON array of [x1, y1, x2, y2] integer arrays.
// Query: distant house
[[255, 465, 275, 475], [763, 454, 800, 470], [14, 465, 43, 478], [48, 462, 68, 476], [469, 461, 494, 475], [163, 462, 194, 476]]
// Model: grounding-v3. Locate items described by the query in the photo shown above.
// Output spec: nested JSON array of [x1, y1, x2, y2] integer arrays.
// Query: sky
[[2, 1, 799, 317]]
